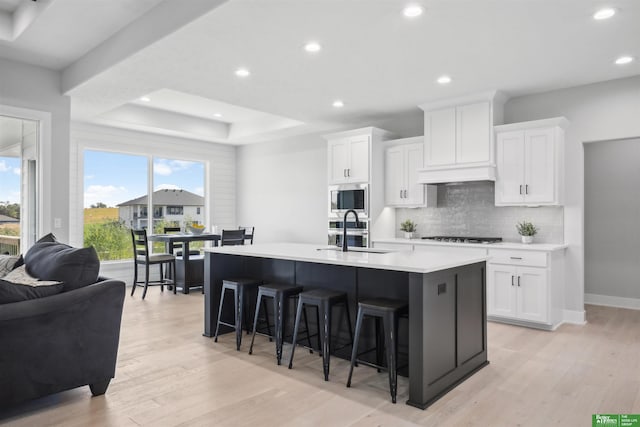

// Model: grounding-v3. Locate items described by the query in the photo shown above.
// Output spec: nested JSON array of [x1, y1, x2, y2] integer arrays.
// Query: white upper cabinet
[[495, 117, 568, 206], [420, 92, 505, 169], [327, 135, 370, 184], [384, 138, 436, 207]]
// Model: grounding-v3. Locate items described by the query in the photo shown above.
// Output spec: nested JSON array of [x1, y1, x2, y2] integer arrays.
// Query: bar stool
[[288, 289, 353, 381], [346, 298, 408, 404], [214, 278, 262, 351], [248, 283, 305, 365]]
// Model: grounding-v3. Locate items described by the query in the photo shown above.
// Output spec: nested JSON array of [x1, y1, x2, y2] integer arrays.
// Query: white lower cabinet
[[487, 248, 564, 329], [487, 264, 547, 324]]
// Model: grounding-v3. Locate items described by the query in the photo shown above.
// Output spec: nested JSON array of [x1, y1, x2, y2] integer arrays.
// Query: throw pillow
[[36, 232, 58, 243], [24, 242, 100, 291], [0, 266, 63, 304], [0, 254, 20, 278]]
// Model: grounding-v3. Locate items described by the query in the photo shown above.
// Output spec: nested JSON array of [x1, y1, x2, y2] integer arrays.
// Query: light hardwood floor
[[1, 290, 639, 427]]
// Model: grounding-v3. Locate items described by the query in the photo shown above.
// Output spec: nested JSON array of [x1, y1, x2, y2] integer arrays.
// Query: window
[[82, 151, 206, 261], [167, 206, 184, 215], [0, 115, 39, 255]]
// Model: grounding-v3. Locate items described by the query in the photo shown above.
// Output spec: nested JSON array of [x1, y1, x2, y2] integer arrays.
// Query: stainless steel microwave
[[328, 183, 369, 217]]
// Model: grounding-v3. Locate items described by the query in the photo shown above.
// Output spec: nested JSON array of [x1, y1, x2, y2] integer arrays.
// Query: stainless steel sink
[[316, 247, 392, 254]]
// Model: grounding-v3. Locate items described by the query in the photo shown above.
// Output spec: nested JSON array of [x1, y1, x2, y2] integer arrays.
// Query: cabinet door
[[495, 131, 525, 205], [328, 139, 349, 184], [385, 146, 404, 206], [404, 142, 425, 205], [524, 128, 555, 204], [515, 266, 548, 323], [424, 108, 456, 166], [346, 135, 370, 183], [456, 101, 491, 164], [487, 264, 517, 318]]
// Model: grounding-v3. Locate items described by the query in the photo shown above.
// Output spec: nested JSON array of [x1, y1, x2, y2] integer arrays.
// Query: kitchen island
[[203, 243, 489, 409]]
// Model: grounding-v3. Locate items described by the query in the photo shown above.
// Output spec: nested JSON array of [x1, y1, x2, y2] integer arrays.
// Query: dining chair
[[130, 229, 177, 299], [238, 226, 255, 245], [221, 229, 246, 246], [163, 226, 200, 256]]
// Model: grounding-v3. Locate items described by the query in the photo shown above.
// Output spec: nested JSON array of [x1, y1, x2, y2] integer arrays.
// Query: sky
[[83, 151, 205, 208], [0, 157, 21, 204]]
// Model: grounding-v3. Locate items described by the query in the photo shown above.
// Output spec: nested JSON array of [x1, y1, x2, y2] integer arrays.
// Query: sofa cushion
[[36, 232, 58, 243], [0, 254, 20, 278], [24, 242, 100, 291], [0, 266, 63, 304]]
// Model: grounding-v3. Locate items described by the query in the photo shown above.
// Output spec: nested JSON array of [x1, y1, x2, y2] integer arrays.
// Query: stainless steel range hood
[[416, 164, 496, 184]]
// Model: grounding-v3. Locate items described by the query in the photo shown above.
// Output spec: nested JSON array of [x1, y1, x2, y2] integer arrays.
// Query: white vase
[[404, 232, 413, 239], [521, 235, 534, 244]]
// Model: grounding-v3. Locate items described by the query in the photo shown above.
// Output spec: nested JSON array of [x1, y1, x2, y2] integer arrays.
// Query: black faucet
[[342, 209, 360, 252]]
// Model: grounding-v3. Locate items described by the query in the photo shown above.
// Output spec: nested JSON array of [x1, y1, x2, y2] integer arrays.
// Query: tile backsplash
[[395, 181, 564, 243]]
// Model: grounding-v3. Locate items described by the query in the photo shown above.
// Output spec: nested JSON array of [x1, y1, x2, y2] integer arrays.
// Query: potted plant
[[400, 219, 417, 239], [516, 221, 538, 244]]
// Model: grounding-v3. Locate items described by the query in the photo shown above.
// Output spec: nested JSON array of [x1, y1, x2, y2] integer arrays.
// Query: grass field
[[84, 207, 119, 224]]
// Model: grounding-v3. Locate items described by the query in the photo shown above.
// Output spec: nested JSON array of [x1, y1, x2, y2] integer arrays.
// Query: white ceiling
[[1, 0, 639, 144]]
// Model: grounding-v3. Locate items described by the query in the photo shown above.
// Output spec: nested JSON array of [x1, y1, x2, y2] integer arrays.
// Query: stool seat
[[249, 283, 305, 365], [358, 298, 409, 312], [214, 278, 262, 350], [347, 298, 408, 404], [288, 288, 353, 381]]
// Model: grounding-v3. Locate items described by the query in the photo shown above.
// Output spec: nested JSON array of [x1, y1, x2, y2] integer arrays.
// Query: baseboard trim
[[585, 293, 640, 311], [562, 309, 586, 325]]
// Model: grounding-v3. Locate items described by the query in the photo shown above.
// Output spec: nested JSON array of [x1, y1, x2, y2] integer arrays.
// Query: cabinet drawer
[[415, 245, 487, 257], [488, 249, 548, 267]]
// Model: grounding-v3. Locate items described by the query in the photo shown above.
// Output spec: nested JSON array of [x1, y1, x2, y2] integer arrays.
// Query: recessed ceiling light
[[437, 75, 452, 84], [403, 5, 424, 18], [213, 113, 222, 118], [615, 56, 634, 65], [139, 96, 151, 102], [593, 8, 616, 20], [332, 100, 344, 108], [304, 42, 321, 53], [235, 68, 250, 77]]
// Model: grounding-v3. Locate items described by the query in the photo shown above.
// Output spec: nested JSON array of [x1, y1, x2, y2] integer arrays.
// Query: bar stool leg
[[346, 307, 365, 388], [274, 293, 285, 365], [302, 305, 313, 353], [287, 297, 304, 370], [320, 301, 332, 381], [263, 298, 273, 342], [214, 285, 227, 342], [375, 317, 384, 372], [248, 289, 264, 355], [235, 286, 243, 351], [384, 313, 398, 404]]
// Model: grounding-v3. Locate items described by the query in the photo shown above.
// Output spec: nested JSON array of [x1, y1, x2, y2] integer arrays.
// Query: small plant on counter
[[516, 221, 538, 244], [400, 219, 417, 233]]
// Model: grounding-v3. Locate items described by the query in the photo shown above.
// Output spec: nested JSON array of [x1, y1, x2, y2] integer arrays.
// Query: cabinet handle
[[519, 185, 523, 195], [404, 189, 407, 198], [343, 169, 346, 177], [525, 184, 529, 194], [400, 190, 403, 199], [511, 275, 515, 286], [517, 276, 521, 287], [510, 257, 523, 260], [347, 168, 351, 177]]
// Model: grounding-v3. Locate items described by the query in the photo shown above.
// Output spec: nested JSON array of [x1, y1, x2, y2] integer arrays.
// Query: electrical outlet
[[54, 218, 62, 229]]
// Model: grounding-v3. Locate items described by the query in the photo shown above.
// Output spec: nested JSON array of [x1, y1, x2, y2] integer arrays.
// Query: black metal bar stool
[[214, 278, 261, 351], [248, 283, 305, 365], [346, 298, 408, 404], [288, 289, 353, 381]]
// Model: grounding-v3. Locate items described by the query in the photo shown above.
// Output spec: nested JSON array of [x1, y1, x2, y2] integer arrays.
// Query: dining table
[[148, 233, 221, 294]]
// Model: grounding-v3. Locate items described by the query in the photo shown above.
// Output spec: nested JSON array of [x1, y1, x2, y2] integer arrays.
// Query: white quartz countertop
[[205, 243, 489, 274], [374, 238, 568, 252]]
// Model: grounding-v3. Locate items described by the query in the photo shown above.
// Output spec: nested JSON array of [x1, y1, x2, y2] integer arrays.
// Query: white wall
[[505, 74, 640, 317], [0, 57, 71, 242], [236, 132, 328, 244]]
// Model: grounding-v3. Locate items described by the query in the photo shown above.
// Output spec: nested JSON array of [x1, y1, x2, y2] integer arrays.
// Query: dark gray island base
[[204, 245, 487, 409]]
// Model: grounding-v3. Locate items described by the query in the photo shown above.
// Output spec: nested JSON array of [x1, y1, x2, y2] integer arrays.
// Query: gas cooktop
[[422, 236, 503, 244]]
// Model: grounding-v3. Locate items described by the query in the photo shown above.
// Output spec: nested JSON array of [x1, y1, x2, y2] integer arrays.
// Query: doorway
[[584, 138, 640, 303]]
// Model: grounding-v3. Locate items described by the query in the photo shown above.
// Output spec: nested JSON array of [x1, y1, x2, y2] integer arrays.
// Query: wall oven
[[328, 220, 369, 248], [328, 183, 369, 218]]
